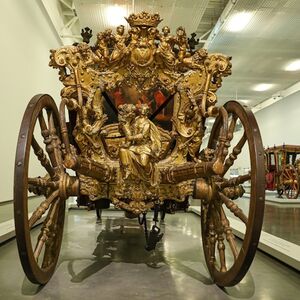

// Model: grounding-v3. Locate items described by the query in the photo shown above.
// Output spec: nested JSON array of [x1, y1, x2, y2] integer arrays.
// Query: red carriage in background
[[265, 144, 300, 199]]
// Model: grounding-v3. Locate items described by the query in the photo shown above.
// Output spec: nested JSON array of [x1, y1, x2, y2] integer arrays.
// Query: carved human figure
[[182, 48, 208, 69], [95, 30, 111, 63], [110, 25, 129, 65], [175, 26, 188, 62], [147, 27, 159, 49], [156, 26, 176, 69], [77, 43, 101, 66], [173, 88, 204, 162], [118, 104, 161, 186], [128, 27, 140, 50]]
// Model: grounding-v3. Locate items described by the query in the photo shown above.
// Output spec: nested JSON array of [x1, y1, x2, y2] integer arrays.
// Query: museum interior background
[[0, 0, 299, 299]]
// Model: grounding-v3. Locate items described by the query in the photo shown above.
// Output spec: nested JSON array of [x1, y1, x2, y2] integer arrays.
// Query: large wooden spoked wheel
[[14, 94, 67, 284], [281, 164, 299, 199], [201, 101, 265, 287]]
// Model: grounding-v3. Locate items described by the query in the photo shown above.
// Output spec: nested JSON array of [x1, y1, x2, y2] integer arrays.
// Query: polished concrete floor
[[0, 210, 299, 300]]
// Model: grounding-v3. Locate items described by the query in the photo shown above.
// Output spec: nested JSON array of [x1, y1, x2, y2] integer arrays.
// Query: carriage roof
[[265, 144, 300, 154]]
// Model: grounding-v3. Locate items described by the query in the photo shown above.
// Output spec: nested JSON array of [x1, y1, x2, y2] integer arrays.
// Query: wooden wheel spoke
[[215, 208, 227, 272], [282, 172, 290, 179], [33, 199, 60, 262], [37, 111, 61, 172], [220, 207, 238, 261], [285, 169, 292, 178], [28, 177, 58, 189], [29, 190, 59, 228], [38, 111, 48, 132], [227, 115, 238, 140], [207, 212, 217, 266], [47, 110, 64, 172], [220, 173, 251, 189], [31, 136, 55, 178], [222, 132, 247, 176], [219, 192, 248, 224]]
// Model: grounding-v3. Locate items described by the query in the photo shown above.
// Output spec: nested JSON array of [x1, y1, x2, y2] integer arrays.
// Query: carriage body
[[14, 11, 265, 287], [265, 145, 300, 198]]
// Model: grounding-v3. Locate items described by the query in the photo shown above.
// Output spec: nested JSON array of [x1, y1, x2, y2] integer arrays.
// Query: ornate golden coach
[[14, 12, 265, 287]]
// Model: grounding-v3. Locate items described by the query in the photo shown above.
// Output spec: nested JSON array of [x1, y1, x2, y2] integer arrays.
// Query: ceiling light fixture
[[285, 59, 300, 71], [105, 5, 127, 27], [225, 11, 253, 32], [238, 99, 250, 104], [253, 84, 274, 92]]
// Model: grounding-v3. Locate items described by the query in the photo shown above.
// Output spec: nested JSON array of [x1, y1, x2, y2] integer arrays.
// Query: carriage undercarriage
[[14, 11, 265, 287]]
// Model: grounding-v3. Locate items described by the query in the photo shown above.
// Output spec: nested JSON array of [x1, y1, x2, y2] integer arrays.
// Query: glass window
[[278, 152, 282, 166]]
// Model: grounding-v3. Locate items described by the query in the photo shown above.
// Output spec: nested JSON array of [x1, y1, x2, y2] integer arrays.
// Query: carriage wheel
[[199, 101, 265, 286], [281, 165, 299, 199], [14, 94, 77, 284]]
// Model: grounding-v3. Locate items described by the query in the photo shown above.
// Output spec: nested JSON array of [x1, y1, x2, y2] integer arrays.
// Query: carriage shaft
[[69, 156, 112, 182]]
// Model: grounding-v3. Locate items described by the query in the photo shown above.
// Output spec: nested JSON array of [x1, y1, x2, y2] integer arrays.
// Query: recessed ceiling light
[[105, 5, 127, 27], [225, 11, 253, 32], [285, 59, 300, 71], [239, 99, 250, 104], [253, 84, 274, 92]]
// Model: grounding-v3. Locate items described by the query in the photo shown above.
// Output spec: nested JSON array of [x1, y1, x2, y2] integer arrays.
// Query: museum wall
[[255, 90, 300, 147], [0, 0, 62, 202]]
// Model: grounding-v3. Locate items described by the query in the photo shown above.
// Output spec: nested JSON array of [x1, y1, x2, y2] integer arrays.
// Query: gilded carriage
[[14, 12, 265, 287], [265, 144, 300, 199]]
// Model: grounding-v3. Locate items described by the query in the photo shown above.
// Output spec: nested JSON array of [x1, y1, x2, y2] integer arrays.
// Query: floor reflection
[[65, 214, 212, 285], [191, 193, 300, 245], [234, 197, 300, 245]]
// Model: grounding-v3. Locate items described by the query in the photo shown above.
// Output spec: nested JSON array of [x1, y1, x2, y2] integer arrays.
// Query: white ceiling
[[74, 0, 211, 36], [42, 0, 300, 108], [207, 0, 300, 106]]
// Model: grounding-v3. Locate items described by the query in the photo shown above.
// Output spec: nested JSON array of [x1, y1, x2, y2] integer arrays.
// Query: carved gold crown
[[125, 11, 162, 27]]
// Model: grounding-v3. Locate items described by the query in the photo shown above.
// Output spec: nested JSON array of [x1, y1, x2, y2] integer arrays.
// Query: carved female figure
[[119, 104, 161, 186]]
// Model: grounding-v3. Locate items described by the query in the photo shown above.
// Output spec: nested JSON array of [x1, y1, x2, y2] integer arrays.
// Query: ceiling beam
[[40, 0, 80, 45], [204, 0, 237, 49], [252, 81, 300, 114], [59, 0, 73, 10]]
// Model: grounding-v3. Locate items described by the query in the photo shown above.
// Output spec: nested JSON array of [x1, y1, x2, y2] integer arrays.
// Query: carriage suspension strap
[[138, 203, 163, 251], [138, 213, 149, 244]]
